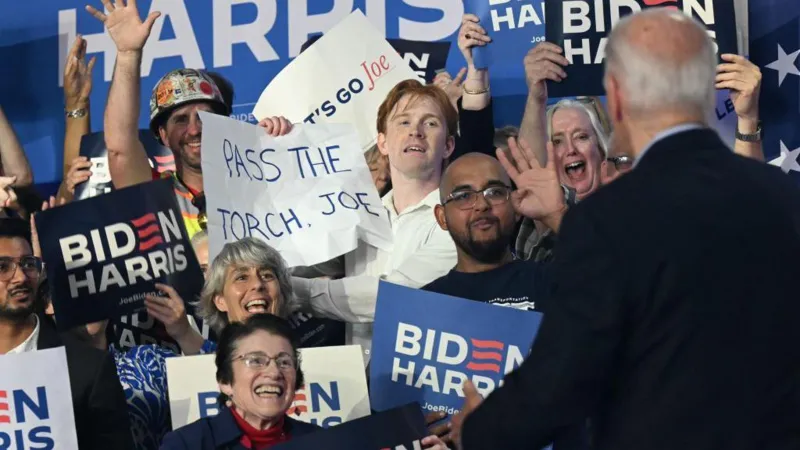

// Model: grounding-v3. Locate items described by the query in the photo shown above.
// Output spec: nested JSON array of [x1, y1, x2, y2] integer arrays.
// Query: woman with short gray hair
[[198, 237, 294, 337]]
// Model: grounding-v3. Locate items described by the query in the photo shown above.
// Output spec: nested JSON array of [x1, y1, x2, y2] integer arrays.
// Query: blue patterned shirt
[[111, 345, 178, 450]]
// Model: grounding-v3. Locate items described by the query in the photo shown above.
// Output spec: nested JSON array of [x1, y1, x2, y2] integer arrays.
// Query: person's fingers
[[425, 411, 446, 425], [100, 0, 115, 12], [71, 156, 89, 165], [452, 67, 467, 86], [526, 58, 568, 79], [71, 160, 94, 171], [428, 421, 451, 439], [462, 22, 487, 37], [48, 196, 58, 209], [143, 11, 162, 32], [86, 55, 98, 74], [279, 117, 292, 135], [716, 80, 751, 92], [0, 176, 17, 189], [508, 137, 531, 173], [517, 138, 543, 170], [85, 5, 108, 22], [715, 72, 748, 83], [720, 53, 749, 65], [497, 145, 521, 179], [532, 50, 571, 68], [154, 282, 178, 298], [545, 140, 557, 170], [461, 13, 479, 24], [40, 201, 49, 212], [533, 41, 564, 54]]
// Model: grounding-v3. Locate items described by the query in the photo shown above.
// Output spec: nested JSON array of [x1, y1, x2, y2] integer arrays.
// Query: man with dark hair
[[0, 218, 134, 450]]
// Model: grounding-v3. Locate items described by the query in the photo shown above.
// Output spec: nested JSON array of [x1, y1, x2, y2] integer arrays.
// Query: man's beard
[[0, 300, 36, 321], [451, 221, 514, 264]]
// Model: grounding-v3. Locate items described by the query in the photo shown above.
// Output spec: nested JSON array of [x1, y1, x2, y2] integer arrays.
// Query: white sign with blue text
[[252, 10, 419, 151], [0, 347, 78, 449], [199, 112, 392, 267], [166, 345, 371, 429]]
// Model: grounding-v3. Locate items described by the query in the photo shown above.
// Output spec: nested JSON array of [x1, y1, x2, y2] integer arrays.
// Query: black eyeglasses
[[443, 185, 512, 210], [607, 155, 634, 172], [0, 256, 43, 282]]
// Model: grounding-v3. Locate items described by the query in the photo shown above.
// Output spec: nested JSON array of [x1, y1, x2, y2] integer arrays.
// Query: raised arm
[[86, 0, 161, 188], [518, 43, 570, 166], [716, 53, 764, 161], [0, 106, 33, 186]]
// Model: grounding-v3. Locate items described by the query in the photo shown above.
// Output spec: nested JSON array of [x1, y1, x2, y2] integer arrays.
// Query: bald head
[[604, 9, 717, 116], [440, 153, 510, 203]]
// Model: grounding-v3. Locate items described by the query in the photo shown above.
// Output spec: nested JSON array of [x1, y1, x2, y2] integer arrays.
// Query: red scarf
[[230, 408, 290, 449]]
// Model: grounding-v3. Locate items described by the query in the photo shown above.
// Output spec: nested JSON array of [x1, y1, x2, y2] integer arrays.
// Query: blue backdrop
[[2, 0, 799, 192]]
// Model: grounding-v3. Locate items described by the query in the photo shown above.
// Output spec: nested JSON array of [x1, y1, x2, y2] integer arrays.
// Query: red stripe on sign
[[0, 416, 9, 423], [138, 236, 164, 251], [0, 403, 8, 410], [137, 224, 160, 239], [131, 213, 157, 227], [471, 351, 502, 361], [0, 391, 7, 398], [466, 362, 501, 373], [470, 339, 504, 350], [153, 155, 175, 163], [294, 393, 306, 401]]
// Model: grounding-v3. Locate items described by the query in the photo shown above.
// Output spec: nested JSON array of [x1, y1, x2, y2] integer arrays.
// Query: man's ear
[[158, 125, 169, 144], [377, 133, 389, 157], [443, 135, 456, 160], [218, 381, 234, 398], [604, 74, 624, 123], [434, 204, 448, 231]]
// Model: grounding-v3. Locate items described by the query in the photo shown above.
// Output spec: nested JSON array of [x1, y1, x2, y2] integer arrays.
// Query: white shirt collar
[[381, 188, 440, 219], [6, 315, 40, 354], [634, 123, 706, 168]]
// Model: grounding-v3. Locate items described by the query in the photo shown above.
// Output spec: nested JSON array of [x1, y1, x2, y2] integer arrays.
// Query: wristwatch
[[65, 108, 87, 119], [735, 122, 762, 142]]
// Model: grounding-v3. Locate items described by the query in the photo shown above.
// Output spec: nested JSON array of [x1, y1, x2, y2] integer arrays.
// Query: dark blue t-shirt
[[422, 260, 551, 312]]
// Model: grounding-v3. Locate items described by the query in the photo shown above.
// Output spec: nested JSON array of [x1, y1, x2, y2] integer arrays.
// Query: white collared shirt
[[6, 315, 40, 354], [292, 188, 457, 365]]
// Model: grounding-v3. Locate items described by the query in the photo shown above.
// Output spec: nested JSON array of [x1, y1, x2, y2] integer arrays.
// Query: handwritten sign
[[166, 345, 371, 429], [252, 10, 418, 150], [0, 348, 79, 449], [199, 112, 392, 267]]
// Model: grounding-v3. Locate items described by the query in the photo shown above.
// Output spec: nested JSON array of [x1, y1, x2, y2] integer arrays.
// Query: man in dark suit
[[0, 218, 134, 450], [452, 9, 800, 450]]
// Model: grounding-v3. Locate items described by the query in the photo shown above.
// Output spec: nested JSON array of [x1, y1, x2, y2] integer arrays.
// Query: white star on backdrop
[[765, 44, 800, 86], [769, 141, 800, 174]]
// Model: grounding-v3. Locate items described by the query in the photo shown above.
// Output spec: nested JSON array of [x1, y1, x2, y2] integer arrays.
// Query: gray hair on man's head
[[604, 9, 717, 117], [198, 237, 293, 334], [546, 99, 610, 158]]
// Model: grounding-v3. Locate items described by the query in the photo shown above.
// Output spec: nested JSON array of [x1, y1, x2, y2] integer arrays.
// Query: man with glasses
[[0, 219, 134, 450]]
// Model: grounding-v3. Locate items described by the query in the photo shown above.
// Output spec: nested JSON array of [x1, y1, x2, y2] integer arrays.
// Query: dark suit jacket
[[463, 129, 800, 450], [36, 315, 134, 450], [160, 407, 321, 449]]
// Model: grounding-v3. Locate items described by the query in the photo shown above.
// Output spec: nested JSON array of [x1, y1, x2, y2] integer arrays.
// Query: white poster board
[[252, 10, 418, 150], [200, 112, 392, 267], [0, 347, 79, 449], [166, 345, 371, 429]]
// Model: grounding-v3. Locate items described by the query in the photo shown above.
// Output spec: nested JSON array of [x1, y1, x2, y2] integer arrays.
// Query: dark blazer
[[36, 315, 134, 450], [160, 406, 321, 449], [463, 129, 800, 450]]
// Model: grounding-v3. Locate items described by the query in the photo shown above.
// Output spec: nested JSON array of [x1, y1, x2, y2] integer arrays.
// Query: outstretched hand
[[497, 137, 566, 229], [86, 0, 161, 53]]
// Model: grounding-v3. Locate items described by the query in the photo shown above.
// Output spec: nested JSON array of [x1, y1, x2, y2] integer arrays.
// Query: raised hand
[[458, 14, 492, 69], [497, 137, 566, 229], [716, 54, 762, 123], [449, 380, 484, 450], [145, 283, 191, 341], [86, 0, 161, 53], [432, 68, 467, 108], [31, 196, 67, 258], [64, 36, 97, 110], [64, 156, 93, 194], [0, 176, 18, 209], [523, 42, 569, 104]]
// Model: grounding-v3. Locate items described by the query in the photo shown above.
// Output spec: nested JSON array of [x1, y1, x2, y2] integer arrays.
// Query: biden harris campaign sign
[[545, 0, 738, 97], [35, 178, 204, 330], [0, 348, 79, 450], [369, 282, 543, 416], [274, 403, 427, 450], [166, 345, 371, 429], [464, 0, 547, 97], [199, 112, 392, 268]]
